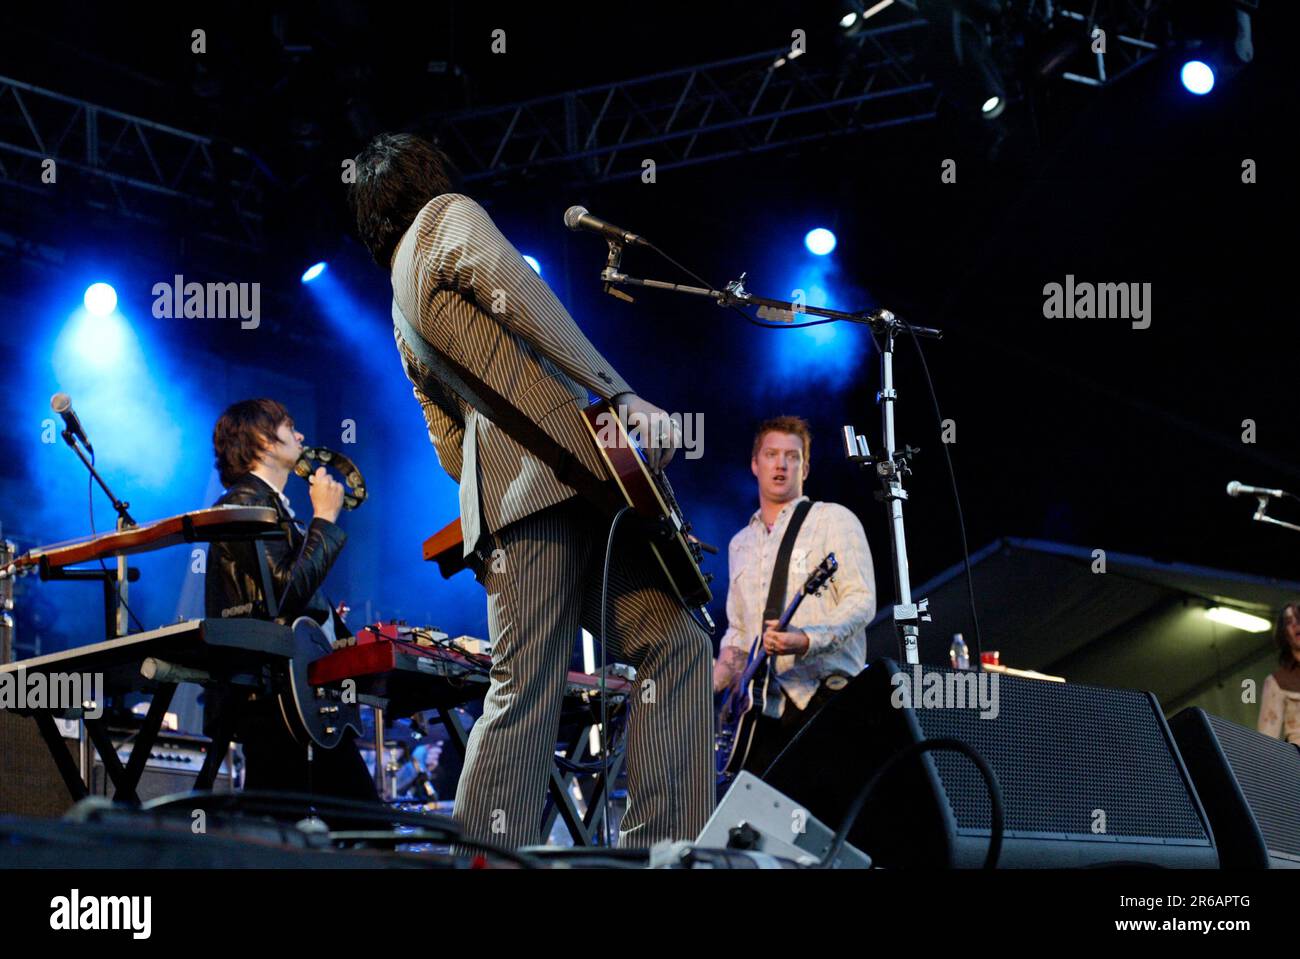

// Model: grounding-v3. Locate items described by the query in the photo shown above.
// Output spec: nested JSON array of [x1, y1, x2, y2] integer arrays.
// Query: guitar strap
[[762, 499, 814, 624], [392, 306, 619, 513], [747, 499, 814, 718]]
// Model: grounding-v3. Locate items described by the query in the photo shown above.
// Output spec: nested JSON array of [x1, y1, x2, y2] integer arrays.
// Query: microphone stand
[[1248, 494, 1300, 535], [61, 430, 136, 529], [600, 263, 941, 666], [59, 429, 137, 639]]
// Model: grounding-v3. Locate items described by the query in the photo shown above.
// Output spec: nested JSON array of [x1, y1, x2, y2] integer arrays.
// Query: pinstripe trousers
[[452, 497, 715, 849]]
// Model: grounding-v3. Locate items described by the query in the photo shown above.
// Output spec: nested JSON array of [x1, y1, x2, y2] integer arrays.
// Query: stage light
[[301, 261, 328, 283], [70, 310, 127, 367], [918, 5, 1007, 124], [522, 255, 542, 275], [971, 42, 1007, 120], [840, 1, 892, 34], [83, 282, 117, 317], [804, 228, 837, 256], [1204, 607, 1270, 634], [1180, 60, 1215, 95]]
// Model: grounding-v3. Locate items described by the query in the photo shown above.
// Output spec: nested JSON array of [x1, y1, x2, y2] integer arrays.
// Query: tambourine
[[293, 446, 368, 510]]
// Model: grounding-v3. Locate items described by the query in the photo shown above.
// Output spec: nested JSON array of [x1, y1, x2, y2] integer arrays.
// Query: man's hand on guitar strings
[[617, 393, 681, 471]]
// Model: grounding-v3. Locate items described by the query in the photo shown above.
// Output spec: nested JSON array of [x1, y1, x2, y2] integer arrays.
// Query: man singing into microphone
[[204, 398, 376, 804], [346, 133, 713, 848], [714, 416, 877, 774]]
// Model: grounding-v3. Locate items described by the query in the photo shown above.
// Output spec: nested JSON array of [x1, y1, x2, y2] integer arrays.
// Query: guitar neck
[[742, 589, 809, 681], [774, 588, 806, 633]]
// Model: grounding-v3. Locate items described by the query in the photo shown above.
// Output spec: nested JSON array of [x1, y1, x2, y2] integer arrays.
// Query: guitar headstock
[[801, 552, 838, 597]]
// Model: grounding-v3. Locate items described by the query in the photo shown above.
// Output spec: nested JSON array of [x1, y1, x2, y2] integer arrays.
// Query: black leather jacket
[[203, 473, 347, 632]]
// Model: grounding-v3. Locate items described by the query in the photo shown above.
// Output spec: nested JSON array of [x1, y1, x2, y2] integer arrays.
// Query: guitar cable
[[142, 790, 543, 868], [818, 736, 1004, 870], [898, 318, 984, 658], [599, 505, 633, 847]]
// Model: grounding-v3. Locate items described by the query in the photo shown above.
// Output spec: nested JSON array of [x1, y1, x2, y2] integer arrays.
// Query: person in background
[[204, 398, 377, 804], [713, 415, 876, 774], [1258, 602, 1300, 745]]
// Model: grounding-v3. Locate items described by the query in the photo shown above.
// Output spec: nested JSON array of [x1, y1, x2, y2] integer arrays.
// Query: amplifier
[[0, 711, 76, 817], [0, 711, 233, 817], [89, 730, 236, 803]]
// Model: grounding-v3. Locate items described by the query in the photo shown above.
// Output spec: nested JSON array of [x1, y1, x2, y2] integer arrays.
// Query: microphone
[[50, 392, 93, 454], [1226, 480, 1285, 499], [564, 206, 650, 247]]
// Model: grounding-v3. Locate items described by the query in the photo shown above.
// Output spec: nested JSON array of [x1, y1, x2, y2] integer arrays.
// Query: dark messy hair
[[751, 415, 812, 464], [213, 398, 292, 487], [347, 132, 456, 268], [1275, 603, 1300, 668]]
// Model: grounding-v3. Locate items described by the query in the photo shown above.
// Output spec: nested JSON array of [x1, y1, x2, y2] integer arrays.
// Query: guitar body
[[715, 637, 772, 784], [579, 402, 712, 609], [278, 616, 364, 751]]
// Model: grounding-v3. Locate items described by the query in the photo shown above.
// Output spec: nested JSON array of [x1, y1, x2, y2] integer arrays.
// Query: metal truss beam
[[426, 19, 939, 185], [1053, 2, 1169, 89], [0, 75, 268, 250]]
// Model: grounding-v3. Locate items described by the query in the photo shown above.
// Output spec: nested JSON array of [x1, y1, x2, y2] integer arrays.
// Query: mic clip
[[718, 273, 752, 309], [60, 428, 86, 455], [602, 239, 634, 303]]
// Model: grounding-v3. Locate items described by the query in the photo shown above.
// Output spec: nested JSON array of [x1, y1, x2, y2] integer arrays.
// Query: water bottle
[[949, 633, 970, 670]]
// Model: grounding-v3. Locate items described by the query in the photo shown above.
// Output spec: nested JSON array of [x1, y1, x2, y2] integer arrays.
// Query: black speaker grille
[[0, 711, 78, 818], [1204, 713, 1300, 858], [908, 667, 1208, 840]]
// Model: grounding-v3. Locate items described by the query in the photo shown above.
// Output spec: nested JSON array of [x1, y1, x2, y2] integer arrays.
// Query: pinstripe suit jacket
[[390, 193, 633, 558]]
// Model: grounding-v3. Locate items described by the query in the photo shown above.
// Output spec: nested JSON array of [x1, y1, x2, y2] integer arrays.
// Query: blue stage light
[[69, 310, 127, 367], [1180, 60, 1215, 95], [522, 255, 542, 275], [83, 282, 117, 317], [804, 228, 837, 256], [301, 262, 328, 283]]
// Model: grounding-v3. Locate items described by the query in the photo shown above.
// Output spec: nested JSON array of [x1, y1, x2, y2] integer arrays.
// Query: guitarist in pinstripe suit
[[348, 133, 714, 848]]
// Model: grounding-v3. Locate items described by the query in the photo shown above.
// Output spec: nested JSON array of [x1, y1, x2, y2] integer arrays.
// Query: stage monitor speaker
[[762, 659, 1218, 868], [1168, 706, 1300, 869]]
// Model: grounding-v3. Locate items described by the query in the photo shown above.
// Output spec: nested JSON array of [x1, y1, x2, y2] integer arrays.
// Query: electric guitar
[[424, 399, 717, 619], [715, 552, 838, 786], [277, 616, 364, 750], [578, 400, 714, 611]]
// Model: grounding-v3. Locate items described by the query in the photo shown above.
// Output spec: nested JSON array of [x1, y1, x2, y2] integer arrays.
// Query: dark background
[[0, 1, 1293, 664]]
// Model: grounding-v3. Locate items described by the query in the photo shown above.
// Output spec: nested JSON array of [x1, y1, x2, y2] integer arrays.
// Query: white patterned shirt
[[720, 497, 877, 716]]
